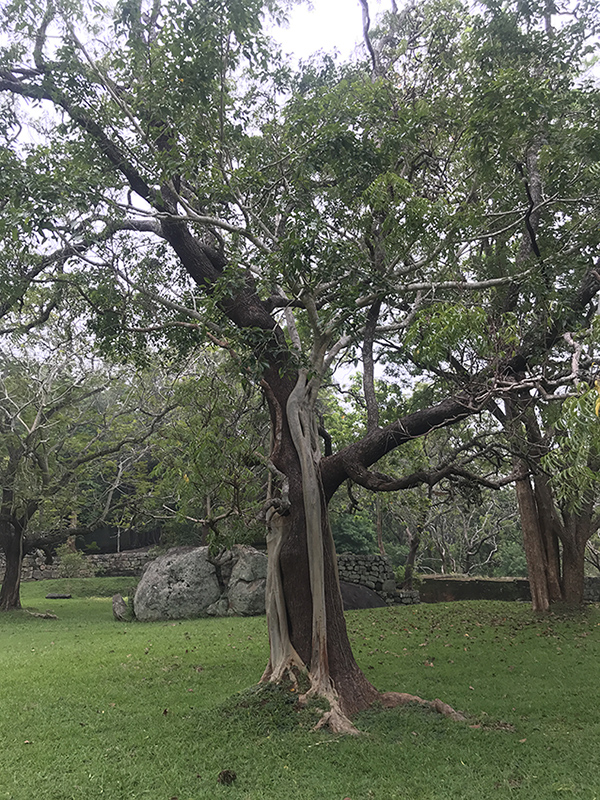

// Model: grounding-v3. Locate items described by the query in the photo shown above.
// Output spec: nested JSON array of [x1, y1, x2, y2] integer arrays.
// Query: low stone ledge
[[420, 575, 531, 603]]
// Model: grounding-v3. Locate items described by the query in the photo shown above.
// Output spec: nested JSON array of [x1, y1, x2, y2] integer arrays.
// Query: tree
[[1, 0, 598, 729], [137, 352, 270, 549], [0, 340, 174, 610], [368, 0, 600, 609], [519, 378, 600, 605]]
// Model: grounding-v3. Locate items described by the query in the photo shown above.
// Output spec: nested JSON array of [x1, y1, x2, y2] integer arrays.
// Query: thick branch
[[321, 392, 487, 498]]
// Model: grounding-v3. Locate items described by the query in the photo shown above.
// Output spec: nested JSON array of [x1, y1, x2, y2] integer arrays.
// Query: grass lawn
[[0, 579, 599, 800]]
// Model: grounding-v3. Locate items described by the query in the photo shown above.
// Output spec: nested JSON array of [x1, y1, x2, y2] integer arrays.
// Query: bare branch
[[363, 300, 381, 433], [358, 0, 379, 76]]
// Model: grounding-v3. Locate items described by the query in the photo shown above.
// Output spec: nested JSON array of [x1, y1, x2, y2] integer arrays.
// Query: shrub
[[55, 543, 95, 578]]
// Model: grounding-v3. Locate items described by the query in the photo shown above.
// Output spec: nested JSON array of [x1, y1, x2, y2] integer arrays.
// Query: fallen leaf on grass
[[217, 770, 237, 785]]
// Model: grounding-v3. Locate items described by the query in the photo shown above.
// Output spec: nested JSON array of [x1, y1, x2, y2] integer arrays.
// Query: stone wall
[[420, 574, 600, 604], [88, 550, 154, 576], [0, 548, 155, 582], [420, 575, 531, 603], [337, 552, 419, 605], [3, 548, 420, 604]]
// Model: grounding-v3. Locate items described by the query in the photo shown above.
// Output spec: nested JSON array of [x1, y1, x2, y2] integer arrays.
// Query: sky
[[273, 0, 393, 62]]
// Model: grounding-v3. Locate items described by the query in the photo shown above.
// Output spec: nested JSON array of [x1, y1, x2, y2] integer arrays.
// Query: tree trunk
[[507, 400, 562, 611], [532, 474, 563, 602], [562, 539, 586, 604], [515, 475, 551, 612], [560, 508, 594, 605], [262, 370, 379, 731], [0, 527, 23, 611], [402, 526, 420, 590], [277, 492, 379, 716]]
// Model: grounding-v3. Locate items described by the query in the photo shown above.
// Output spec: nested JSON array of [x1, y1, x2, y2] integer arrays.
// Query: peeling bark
[[261, 512, 305, 684], [263, 370, 379, 729]]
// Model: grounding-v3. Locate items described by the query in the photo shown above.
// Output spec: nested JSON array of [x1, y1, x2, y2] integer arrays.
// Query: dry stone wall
[[3, 548, 418, 603], [0, 548, 154, 582], [337, 553, 419, 605]]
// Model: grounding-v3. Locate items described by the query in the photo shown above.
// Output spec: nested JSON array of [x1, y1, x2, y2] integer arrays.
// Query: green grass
[[1, 580, 599, 800]]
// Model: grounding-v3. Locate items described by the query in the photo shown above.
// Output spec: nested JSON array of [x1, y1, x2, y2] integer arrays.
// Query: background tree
[[136, 352, 270, 549], [0, 338, 174, 610]]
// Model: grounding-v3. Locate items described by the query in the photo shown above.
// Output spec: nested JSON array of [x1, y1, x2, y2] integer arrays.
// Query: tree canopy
[[1, 0, 599, 728]]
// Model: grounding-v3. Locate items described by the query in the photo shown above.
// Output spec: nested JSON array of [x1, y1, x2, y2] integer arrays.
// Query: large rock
[[227, 545, 268, 616], [134, 546, 221, 621], [340, 581, 387, 610], [133, 545, 268, 621], [112, 593, 131, 622]]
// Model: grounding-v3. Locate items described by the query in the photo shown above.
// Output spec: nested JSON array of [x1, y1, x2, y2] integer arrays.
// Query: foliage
[[0, 336, 180, 609], [139, 353, 270, 549], [490, 537, 529, 578], [393, 564, 423, 587], [541, 382, 600, 513], [55, 543, 95, 578], [330, 511, 377, 555]]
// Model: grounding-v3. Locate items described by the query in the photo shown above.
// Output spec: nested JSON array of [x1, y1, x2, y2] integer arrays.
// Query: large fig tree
[[1, 0, 598, 728]]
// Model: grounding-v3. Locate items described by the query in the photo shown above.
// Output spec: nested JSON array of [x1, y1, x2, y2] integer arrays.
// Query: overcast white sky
[[273, 0, 393, 61]]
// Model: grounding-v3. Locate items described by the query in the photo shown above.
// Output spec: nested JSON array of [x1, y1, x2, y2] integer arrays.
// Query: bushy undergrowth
[[0, 579, 598, 800]]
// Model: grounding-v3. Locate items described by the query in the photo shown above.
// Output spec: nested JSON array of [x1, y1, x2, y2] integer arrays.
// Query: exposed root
[[26, 610, 58, 620], [260, 657, 306, 687], [258, 673, 467, 734], [380, 691, 466, 722], [294, 668, 361, 735], [313, 708, 360, 735]]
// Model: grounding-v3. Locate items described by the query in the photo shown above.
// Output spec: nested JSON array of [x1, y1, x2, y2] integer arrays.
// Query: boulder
[[206, 598, 229, 617], [227, 545, 268, 616], [133, 546, 221, 621], [133, 545, 267, 621], [340, 581, 387, 610], [112, 593, 130, 621]]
